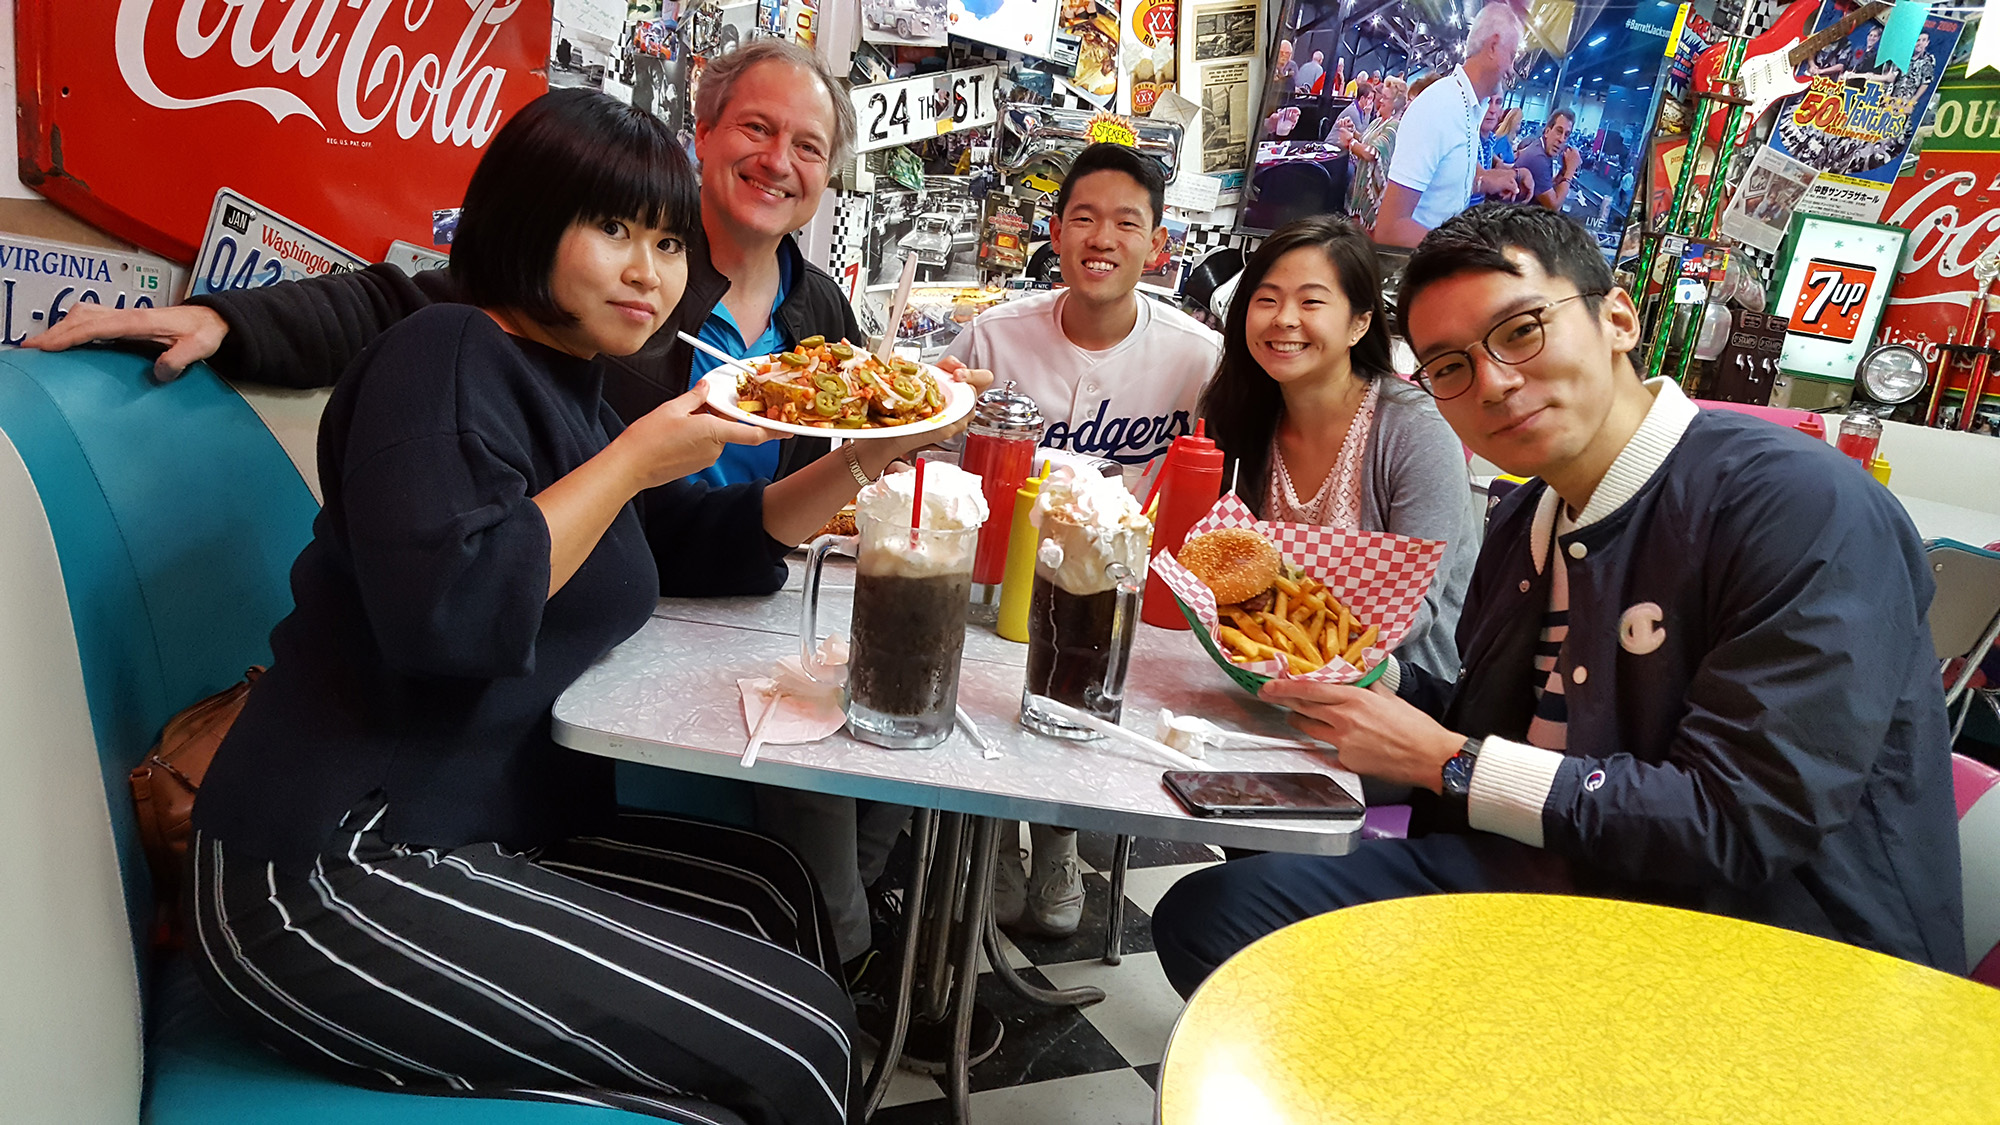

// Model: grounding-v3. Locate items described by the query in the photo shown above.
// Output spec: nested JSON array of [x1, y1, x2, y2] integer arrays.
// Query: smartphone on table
[[1163, 771, 1365, 820]]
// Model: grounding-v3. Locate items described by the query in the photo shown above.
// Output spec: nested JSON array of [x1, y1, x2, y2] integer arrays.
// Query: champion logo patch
[[1584, 769, 1607, 792]]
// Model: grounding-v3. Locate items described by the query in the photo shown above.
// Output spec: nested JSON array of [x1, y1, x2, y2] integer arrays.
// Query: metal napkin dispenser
[[995, 104, 1183, 183]]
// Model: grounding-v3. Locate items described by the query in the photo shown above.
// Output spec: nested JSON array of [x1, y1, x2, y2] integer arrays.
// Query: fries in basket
[[1179, 528, 1379, 675]]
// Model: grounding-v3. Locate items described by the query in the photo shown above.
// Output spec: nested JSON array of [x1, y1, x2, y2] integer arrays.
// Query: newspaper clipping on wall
[[1181, 0, 1257, 201]]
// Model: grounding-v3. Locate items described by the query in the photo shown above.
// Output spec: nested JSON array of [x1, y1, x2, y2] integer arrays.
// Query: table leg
[[947, 816, 1001, 1122], [1102, 833, 1133, 966], [983, 913, 1105, 1007], [920, 814, 966, 1024], [861, 808, 938, 1121]]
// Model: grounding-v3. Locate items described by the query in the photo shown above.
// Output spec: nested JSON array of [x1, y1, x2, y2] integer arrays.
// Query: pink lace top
[[1265, 378, 1379, 529]]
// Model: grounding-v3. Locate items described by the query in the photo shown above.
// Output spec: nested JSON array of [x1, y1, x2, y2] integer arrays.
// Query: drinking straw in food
[[1228, 458, 1240, 497], [676, 331, 759, 377], [876, 256, 923, 363]]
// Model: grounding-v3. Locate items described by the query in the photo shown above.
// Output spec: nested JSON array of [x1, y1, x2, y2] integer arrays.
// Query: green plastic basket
[[1172, 590, 1388, 696]]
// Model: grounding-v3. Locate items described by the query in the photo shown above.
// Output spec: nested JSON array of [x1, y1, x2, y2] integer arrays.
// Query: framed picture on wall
[[1771, 212, 1911, 383]]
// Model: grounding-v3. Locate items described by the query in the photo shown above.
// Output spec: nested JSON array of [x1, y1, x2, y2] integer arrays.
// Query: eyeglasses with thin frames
[[1411, 291, 1607, 401]]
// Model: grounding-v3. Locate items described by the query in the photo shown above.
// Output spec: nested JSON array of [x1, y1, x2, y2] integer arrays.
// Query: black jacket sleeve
[[638, 479, 793, 597], [188, 264, 460, 388]]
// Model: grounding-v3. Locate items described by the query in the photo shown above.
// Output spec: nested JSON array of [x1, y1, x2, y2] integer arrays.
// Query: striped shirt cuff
[[1377, 655, 1402, 694], [1467, 736, 1565, 848]]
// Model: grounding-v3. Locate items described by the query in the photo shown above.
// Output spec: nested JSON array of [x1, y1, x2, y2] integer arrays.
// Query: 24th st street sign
[[15, 0, 551, 265]]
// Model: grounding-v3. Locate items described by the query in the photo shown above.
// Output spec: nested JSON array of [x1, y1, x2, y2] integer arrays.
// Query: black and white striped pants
[[188, 799, 857, 1125]]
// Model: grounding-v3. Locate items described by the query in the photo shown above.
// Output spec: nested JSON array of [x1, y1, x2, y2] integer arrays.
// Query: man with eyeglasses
[[1151, 206, 1962, 997]]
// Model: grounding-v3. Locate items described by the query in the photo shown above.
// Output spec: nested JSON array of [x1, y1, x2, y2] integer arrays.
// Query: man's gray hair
[[1465, 2, 1523, 61], [693, 40, 858, 168]]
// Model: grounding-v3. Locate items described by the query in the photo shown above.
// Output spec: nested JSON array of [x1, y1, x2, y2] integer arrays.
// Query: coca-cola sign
[[1878, 76, 2000, 373], [17, 0, 551, 264]]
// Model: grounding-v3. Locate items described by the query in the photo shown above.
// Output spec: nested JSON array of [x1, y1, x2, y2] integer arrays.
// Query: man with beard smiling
[[1150, 206, 1962, 997]]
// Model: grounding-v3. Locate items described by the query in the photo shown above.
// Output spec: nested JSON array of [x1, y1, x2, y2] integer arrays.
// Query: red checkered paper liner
[[1153, 493, 1447, 683]]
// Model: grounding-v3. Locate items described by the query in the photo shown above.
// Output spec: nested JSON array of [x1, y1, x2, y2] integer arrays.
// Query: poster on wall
[[1875, 71, 2000, 362], [1199, 60, 1252, 176], [1059, 0, 1122, 102], [1769, 0, 1963, 223], [1772, 212, 1909, 382], [1178, 0, 1257, 200], [949, 0, 1061, 60], [553, 0, 626, 88], [862, 0, 950, 46], [1239, 0, 1672, 251], [1716, 145, 1820, 252], [866, 177, 984, 288], [1119, 0, 1180, 116]]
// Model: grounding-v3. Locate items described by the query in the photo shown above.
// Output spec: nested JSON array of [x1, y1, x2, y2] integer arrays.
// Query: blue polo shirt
[[689, 251, 792, 487]]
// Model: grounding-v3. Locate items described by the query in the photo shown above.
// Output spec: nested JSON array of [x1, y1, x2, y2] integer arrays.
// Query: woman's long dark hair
[[1197, 216, 1394, 517]]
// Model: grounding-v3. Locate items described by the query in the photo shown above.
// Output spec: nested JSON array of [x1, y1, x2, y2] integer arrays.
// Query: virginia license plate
[[0, 233, 184, 345]]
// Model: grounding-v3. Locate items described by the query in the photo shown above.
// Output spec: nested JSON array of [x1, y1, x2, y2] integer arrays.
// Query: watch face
[[1442, 752, 1476, 796]]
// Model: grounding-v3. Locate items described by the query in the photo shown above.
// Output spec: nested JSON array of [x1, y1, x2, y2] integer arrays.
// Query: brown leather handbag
[[129, 666, 262, 931]]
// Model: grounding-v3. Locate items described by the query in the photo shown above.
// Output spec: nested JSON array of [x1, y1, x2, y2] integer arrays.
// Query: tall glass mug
[[1019, 470, 1153, 739], [800, 461, 989, 749]]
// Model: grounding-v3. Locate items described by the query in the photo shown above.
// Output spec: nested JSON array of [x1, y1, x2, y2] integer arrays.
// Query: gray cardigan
[[1344, 377, 1481, 677]]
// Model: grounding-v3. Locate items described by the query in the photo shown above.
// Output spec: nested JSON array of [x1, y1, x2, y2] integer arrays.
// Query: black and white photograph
[[681, 0, 769, 61], [550, 0, 624, 89], [608, 10, 693, 139], [1194, 2, 1257, 61], [860, 0, 950, 47], [866, 176, 984, 288]]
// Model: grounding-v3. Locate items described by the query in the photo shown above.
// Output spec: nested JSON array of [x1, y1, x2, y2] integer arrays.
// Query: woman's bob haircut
[[450, 88, 700, 326]]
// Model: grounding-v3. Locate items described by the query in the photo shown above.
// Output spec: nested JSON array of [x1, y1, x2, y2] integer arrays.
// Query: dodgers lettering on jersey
[[1042, 400, 1194, 465]]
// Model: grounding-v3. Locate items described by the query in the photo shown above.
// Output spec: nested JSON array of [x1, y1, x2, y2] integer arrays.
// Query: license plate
[[0, 234, 185, 345], [850, 65, 1001, 154], [383, 240, 450, 277], [188, 188, 366, 298]]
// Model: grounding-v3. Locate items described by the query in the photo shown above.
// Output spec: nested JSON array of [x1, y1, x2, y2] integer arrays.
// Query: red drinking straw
[[910, 455, 927, 546]]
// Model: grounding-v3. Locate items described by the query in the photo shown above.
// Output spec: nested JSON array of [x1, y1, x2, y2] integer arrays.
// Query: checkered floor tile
[[869, 829, 1218, 1123]]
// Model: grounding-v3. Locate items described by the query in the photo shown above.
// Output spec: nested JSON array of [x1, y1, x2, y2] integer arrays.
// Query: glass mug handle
[[1086, 562, 1143, 713], [799, 533, 859, 681]]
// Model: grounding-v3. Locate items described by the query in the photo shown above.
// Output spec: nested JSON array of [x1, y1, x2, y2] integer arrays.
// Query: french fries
[[1216, 572, 1377, 675]]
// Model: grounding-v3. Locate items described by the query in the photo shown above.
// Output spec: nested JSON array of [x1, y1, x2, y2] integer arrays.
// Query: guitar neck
[[1786, 1, 1893, 69]]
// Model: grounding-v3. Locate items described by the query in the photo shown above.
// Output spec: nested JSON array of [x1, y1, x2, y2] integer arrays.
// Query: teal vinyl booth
[[0, 346, 739, 1123]]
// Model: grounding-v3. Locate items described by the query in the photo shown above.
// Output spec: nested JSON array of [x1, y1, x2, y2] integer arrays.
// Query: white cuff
[[1467, 736, 1565, 848], [1377, 655, 1402, 694]]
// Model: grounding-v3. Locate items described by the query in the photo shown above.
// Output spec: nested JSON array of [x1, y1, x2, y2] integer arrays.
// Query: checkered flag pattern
[[1153, 493, 1447, 684], [827, 190, 871, 278], [1183, 222, 1261, 258]]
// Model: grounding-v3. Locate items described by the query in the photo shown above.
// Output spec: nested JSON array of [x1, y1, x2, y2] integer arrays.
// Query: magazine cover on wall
[[608, 3, 692, 139], [1058, 0, 1122, 103], [949, 0, 1062, 59], [1766, 0, 1962, 223], [867, 177, 986, 288], [1239, 0, 1676, 257], [1179, 0, 1260, 200]]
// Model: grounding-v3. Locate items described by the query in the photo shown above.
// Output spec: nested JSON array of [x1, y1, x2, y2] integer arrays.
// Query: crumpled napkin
[[738, 636, 850, 764]]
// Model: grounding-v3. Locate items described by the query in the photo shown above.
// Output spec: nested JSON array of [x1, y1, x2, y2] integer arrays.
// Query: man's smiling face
[[1048, 169, 1166, 308], [693, 59, 836, 240]]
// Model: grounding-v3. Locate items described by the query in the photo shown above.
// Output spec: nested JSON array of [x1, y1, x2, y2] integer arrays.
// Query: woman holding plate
[[187, 89, 971, 1125], [1198, 216, 1479, 677]]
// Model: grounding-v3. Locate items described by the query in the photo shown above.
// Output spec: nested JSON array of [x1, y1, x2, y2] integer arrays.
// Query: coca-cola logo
[[113, 0, 526, 148], [1889, 169, 2000, 287]]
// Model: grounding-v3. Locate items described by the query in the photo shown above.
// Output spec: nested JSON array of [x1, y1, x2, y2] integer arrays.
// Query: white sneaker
[[992, 827, 1028, 930], [1024, 824, 1084, 937]]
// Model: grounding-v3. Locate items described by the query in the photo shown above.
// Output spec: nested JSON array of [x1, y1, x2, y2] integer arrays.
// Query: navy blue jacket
[[1401, 409, 1964, 972]]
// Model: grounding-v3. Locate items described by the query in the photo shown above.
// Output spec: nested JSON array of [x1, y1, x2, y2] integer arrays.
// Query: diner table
[[552, 558, 1364, 1123], [1157, 893, 2000, 1125]]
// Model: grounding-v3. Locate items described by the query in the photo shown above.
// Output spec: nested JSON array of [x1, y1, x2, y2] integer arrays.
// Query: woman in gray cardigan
[[1197, 216, 1479, 678]]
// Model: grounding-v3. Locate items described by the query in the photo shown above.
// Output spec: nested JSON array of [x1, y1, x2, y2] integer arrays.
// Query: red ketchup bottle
[[961, 382, 1045, 621], [1140, 420, 1224, 629]]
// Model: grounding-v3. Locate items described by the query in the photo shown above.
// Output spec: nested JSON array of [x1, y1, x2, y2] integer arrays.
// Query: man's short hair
[[694, 39, 858, 168], [1549, 107, 1577, 129], [1466, 2, 1522, 59], [1396, 205, 1614, 339], [452, 88, 699, 328], [1054, 143, 1168, 227]]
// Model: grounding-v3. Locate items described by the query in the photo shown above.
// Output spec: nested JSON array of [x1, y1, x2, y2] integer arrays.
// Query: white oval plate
[[699, 356, 976, 440]]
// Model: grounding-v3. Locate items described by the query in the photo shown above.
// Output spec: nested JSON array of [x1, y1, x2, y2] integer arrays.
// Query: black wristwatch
[[1440, 736, 1483, 798]]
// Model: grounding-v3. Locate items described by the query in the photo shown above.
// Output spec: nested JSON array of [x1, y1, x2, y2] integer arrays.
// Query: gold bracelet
[[841, 441, 874, 487]]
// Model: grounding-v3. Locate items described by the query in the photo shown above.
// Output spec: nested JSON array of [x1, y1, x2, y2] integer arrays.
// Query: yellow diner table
[[1157, 893, 2000, 1125]]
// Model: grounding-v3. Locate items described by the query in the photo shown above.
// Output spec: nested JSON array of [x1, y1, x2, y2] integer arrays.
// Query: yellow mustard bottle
[[996, 464, 1053, 643]]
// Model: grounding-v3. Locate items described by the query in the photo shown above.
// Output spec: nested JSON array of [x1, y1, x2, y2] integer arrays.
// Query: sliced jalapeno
[[798, 334, 826, 349], [892, 374, 920, 399], [829, 342, 855, 360], [812, 372, 846, 393], [810, 390, 842, 417], [780, 351, 810, 368]]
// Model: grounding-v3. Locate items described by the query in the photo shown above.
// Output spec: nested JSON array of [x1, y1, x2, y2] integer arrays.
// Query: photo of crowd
[[1239, 0, 1672, 259]]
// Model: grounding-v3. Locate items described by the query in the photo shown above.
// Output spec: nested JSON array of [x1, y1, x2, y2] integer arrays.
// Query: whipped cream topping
[[1032, 466, 1152, 595], [854, 460, 989, 577]]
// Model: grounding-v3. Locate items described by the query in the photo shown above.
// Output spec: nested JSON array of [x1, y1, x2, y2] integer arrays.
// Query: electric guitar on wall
[[1690, 0, 1892, 148]]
